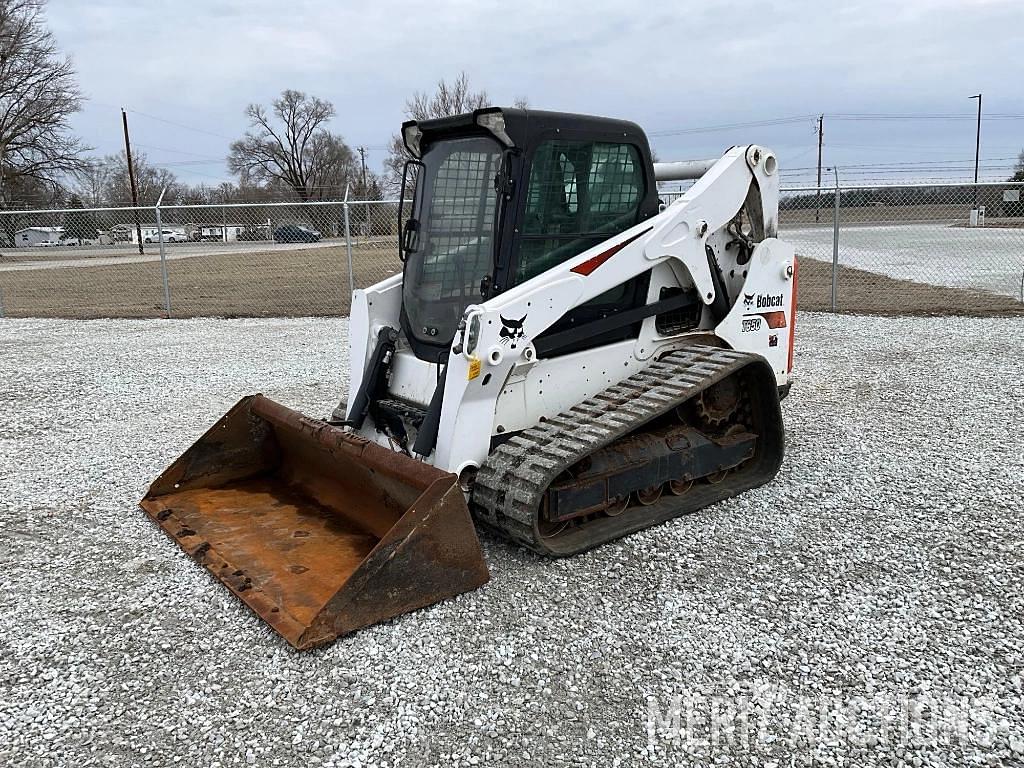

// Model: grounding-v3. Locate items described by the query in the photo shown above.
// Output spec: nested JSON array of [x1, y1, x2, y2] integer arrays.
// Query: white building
[[196, 224, 246, 242], [15, 227, 64, 247]]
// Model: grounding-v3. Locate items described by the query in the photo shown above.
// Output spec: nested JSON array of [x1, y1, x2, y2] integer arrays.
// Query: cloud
[[46, 0, 1024, 184]]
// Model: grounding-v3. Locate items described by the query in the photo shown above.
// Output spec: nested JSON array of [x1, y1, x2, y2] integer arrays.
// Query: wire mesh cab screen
[[517, 141, 643, 283], [403, 136, 502, 347]]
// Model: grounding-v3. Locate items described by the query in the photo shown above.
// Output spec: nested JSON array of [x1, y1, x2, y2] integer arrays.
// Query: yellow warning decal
[[467, 357, 482, 380]]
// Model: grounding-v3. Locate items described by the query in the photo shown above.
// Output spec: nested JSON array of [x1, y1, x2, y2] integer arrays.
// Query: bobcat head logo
[[743, 292, 755, 309], [499, 315, 527, 348]]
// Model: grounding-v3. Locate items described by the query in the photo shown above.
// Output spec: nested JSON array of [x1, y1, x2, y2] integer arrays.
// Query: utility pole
[[121, 108, 144, 255], [969, 94, 982, 211], [815, 115, 824, 223], [221, 183, 230, 243], [358, 146, 367, 191]]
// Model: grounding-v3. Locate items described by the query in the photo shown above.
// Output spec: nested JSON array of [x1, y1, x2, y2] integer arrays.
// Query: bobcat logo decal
[[743, 292, 755, 309], [499, 315, 527, 348]]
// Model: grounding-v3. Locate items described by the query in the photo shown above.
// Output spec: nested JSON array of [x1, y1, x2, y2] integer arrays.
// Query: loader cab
[[398, 107, 660, 362]]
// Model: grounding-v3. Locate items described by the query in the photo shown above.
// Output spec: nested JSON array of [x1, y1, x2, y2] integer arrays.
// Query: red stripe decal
[[788, 258, 799, 374], [758, 311, 788, 329], [570, 226, 653, 276]]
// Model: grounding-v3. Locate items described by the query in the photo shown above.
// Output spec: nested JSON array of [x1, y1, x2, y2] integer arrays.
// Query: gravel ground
[[1, 314, 1022, 767]]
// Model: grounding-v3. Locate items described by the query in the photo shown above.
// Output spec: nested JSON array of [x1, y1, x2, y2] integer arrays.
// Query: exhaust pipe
[[653, 159, 718, 182]]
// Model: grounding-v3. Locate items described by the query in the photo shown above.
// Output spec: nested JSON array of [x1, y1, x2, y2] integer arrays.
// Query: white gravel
[[1, 313, 1022, 767]]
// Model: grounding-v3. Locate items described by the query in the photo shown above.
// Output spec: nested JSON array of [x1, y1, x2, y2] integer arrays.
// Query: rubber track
[[472, 345, 757, 553]]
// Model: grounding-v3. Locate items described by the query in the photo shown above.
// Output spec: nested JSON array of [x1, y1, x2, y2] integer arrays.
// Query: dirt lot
[[796, 257, 1024, 317], [0, 244, 401, 318], [0, 243, 1021, 319]]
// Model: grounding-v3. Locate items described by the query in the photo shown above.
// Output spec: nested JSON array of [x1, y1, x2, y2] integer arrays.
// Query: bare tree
[[407, 72, 491, 122], [1012, 150, 1024, 183], [62, 193, 96, 241], [385, 72, 528, 190], [0, 0, 88, 207], [73, 158, 111, 206], [101, 151, 179, 206], [228, 90, 355, 202]]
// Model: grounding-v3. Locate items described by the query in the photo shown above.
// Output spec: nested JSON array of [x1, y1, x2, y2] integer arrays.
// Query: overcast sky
[[47, 0, 1024, 188]]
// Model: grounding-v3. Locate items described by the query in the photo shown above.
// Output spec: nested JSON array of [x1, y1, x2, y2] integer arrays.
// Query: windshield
[[403, 136, 502, 348]]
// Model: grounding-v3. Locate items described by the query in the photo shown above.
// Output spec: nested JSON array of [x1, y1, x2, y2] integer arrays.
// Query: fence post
[[154, 189, 172, 317], [830, 168, 840, 313], [343, 183, 355, 302], [0, 212, 8, 317]]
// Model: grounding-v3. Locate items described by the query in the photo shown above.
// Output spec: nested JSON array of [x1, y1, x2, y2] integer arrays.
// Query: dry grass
[[0, 245, 400, 318], [0, 244, 1020, 320], [796, 257, 1024, 316]]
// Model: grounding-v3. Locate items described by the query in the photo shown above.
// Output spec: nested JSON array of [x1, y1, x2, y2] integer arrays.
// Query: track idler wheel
[[635, 484, 664, 506], [668, 478, 694, 495], [704, 469, 729, 484], [605, 495, 630, 516]]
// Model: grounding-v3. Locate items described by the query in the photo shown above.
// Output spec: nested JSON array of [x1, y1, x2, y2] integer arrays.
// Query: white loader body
[[347, 145, 797, 479]]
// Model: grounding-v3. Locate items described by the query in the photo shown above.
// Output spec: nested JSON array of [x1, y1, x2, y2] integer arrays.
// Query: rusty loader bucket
[[140, 395, 490, 650]]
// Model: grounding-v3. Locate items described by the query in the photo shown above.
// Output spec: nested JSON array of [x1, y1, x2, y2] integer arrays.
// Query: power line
[[820, 163, 1015, 171], [831, 112, 1024, 121], [825, 141, 1023, 154], [782, 156, 1019, 172], [781, 145, 818, 162], [148, 163, 232, 182], [648, 115, 817, 137], [149, 159, 229, 167], [781, 171, 1015, 180], [133, 142, 229, 161], [648, 111, 1024, 140], [126, 108, 235, 140]]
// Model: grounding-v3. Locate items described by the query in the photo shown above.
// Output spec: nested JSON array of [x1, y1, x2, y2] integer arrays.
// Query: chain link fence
[[0, 199, 403, 318], [779, 181, 1024, 315], [1, 182, 1022, 319]]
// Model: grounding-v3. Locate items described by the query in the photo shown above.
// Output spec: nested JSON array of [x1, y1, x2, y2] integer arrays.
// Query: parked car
[[144, 230, 182, 244], [273, 225, 321, 243]]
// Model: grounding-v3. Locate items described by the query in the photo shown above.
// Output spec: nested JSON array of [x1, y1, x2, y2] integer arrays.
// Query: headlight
[[466, 313, 481, 355], [402, 123, 423, 157], [475, 109, 514, 147]]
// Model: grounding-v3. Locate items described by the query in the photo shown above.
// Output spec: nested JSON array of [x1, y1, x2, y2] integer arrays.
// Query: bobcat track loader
[[142, 108, 797, 649]]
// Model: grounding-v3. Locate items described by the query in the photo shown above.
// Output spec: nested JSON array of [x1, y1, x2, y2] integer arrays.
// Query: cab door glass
[[517, 141, 642, 283]]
